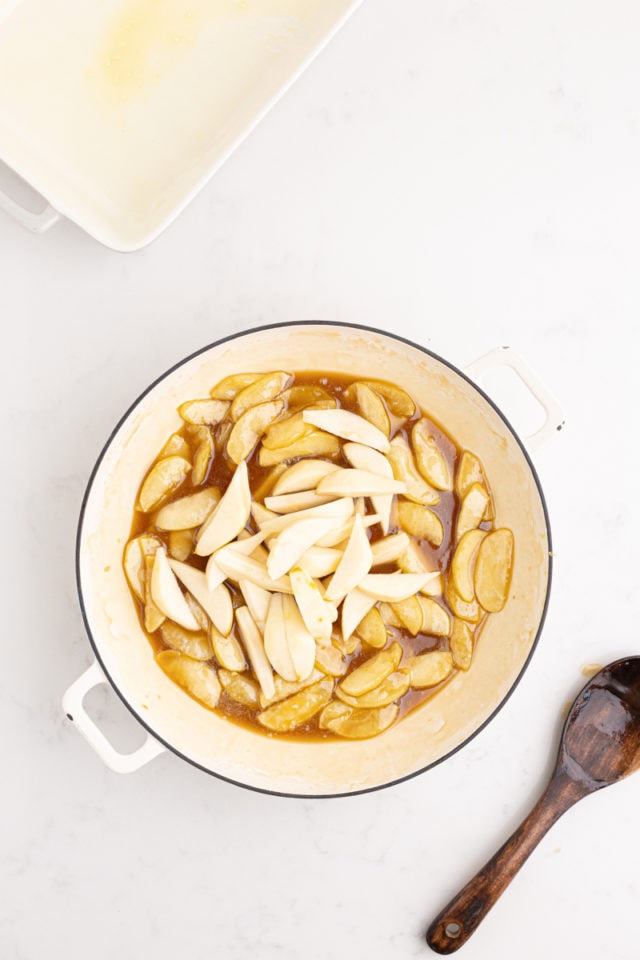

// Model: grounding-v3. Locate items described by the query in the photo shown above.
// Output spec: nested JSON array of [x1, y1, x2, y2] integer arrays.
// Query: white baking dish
[[63, 322, 563, 797], [0, 0, 362, 250]]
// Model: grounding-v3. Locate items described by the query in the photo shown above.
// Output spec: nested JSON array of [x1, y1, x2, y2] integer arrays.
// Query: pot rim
[[75, 320, 553, 799]]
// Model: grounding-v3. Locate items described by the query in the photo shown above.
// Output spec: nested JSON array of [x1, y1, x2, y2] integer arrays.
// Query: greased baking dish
[[0, 0, 362, 250]]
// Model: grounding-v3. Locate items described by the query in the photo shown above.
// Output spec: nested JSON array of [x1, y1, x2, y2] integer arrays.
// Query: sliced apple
[[209, 372, 261, 400], [179, 398, 229, 426], [235, 606, 275, 699], [166, 529, 193, 561], [318, 699, 352, 729], [213, 547, 293, 593], [397, 539, 442, 595], [371, 532, 410, 567], [391, 595, 423, 635], [252, 463, 288, 502], [239, 580, 271, 632], [257, 497, 354, 538], [272, 459, 339, 495], [144, 555, 165, 632], [302, 408, 390, 453], [354, 383, 390, 437], [168, 559, 233, 634], [338, 671, 410, 710], [341, 587, 377, 642], [338, 641, 402, 698], [155, 487, 220, 531], [315, 644, 347, 677], [356, 607, 387, 649], [123, 535, 161, 601], [281, 384, 335, 411], [455, 450, 492, 516], [210, 625, 247, 672], [411, 421, 453, 491], [360, 381, 415, 418], [227, 398, 285, 464], [257, 678, 333, 732], [282, 594, 317, 681], [218, 670, 260, 708], [325, 514, 373, 602], [259, 668, 325, 709], [450, 618, 474, 670], [160, 433, 192, 460], [160, 622, 212, 660], [150, 548, 201, 631], [378, 601, 402, 629], [317, 468, 405, 498], [418, 597, 451, 636], [230, 370, 291, 421], [388, 435, 440, 506], [408, 651, 454, 689], [155, 650, 221, 709], [456, 482, 490, 541], [268, 516, 347, 580], [452, 529, 487, 602], [297, 546, 343, 579], [264, 490, 338, 513], [397, 501, 444, 546], [138, 456, 191, 512], [261, 411, 313, 450], [359, 572, 435, 602], [263, 592, 296, 681], [258, 430, 340, 466], [474, 528, 514, 613], [195, 460, 251, 556], [190, 427, 214, 486], [290, 567, 338, 640], [445, 577, 483, 623]]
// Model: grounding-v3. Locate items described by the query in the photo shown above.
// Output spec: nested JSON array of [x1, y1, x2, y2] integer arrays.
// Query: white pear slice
[[155, 487, 220, 531], [359, 572, 437, 602], [263, 593, 297, 681], [282, 595, 317, 681], [297, 546, 343, 578], [267, 516, 345, 580], [205, 553, 226, 591], [264, 490, 338, 513], [223, 531, 266, 556], [302, 408, 390, 453], [272, 460, 339, 495], [150, 549, 201, 631], [251, 502, 278, 526], [315, 513, 380, 548], [316, 468, 405, 498], [342, 442, 393, 534], [325, 514, 373, 602], [168, 558, 234, 635], [371, 532, 410, 567], [235, 606, 275, 698], [290, 567, 338, 639], [239, 579, 271, 632], [213, 546, 293, 593], [341, 588, 378, 642], [195, 460, 251, 556], [257, 497, 354, 538]]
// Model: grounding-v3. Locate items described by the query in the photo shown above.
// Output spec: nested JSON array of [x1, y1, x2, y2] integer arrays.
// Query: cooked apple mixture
[[123, 371, 514, 739]]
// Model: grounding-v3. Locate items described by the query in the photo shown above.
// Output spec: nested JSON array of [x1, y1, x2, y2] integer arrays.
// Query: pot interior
[[78, 324, 550, 796]]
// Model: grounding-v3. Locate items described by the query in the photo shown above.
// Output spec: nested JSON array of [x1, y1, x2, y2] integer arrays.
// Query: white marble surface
[[2, 1, 640, 957]]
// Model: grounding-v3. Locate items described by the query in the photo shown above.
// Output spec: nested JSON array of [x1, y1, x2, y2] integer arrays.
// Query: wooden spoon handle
[[426, 771, 589, 954]]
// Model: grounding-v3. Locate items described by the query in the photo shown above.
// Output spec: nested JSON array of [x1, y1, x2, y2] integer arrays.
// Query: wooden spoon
[[427, 657, 640, 954]]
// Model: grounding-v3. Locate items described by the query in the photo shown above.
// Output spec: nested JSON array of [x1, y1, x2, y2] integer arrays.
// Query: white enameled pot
[[63, 322, 563, 796]]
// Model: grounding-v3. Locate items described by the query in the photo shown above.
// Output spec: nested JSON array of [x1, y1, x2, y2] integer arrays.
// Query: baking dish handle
[[464, 346, 564, 452], [0, 188, 61, 234], [63, 661, 165, 773]]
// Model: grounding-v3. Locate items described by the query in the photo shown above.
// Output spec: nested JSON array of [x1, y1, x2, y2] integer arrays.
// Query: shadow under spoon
[[426, 656, 640, 954]]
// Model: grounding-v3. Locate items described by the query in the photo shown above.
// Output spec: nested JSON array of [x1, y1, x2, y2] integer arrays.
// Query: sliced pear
[[452, 529, 487, 602], [317, 468, 405, 498], [315, 645, 347, 677], [418, 597, 451, 636], [397, 540, 443, 595], [281, 384, 335, 411], [338, 641, 402, 697], [302, 408, 390, 453], [264, 490, 338, 513], [251, 502, 278, 526], [213, 547, 293, 593], [261, 411, 313, 450], [191, 427, 214, 486], [258, 430, 340, 466], [219, 669, 260, 707], [214, 418, 233, 453], [338, 671, 409, 709], [356, 607, 387, 649], [332, 630, 361, 657], [155, 487, 220, 531], [408, 650, 454, 689], [160, 432, 191, 460], [378, 602, 402, 628], [263, 592, 296, 681], [450, 619, 474, 670], [445, 578, 484, 623], [257, 497, 354, 538], [227, 399, 285, 464], [210, 372, 261, 400], [354, 383, 390, 437], [168, 559, 234, 634], [391, 595, 423, 635], [314, 512, 379, 548], [138, 456, 190, 512], [259, 668, 325, 708], [342, 442, 394, 534], [204, 553, 226, 591], [257, 679, 333, 732], [341, 588, 377, 642], [360, 381, 415, 418], [230, 371, 291, 420], [124, 535, 161, 601], [290, 567, 338, 640], [184, 592, 209, 631], [456, 482, 490, 541], [235, 605, 275, 698], [144, 555, 165, 632], [160, 622, 212, 660], [411, 421, 453, 491], [359, 573, 434, 602], [178, 398, 229, 426], [325, 514, 373, 602], [150, 548, 200, 631], [272, 459, 339, 495], [195, 460, 251, 556], [155, 650, 221, 708], [210, 625, 247, 672], [326, 703, 398, 739], [282, 594, 318, 681], [252, 463, 288, 502], [268, 516, 347, 580], [239, 580, 271, 632], [397, 501, 444, 546], [474, 528, 514, 613], [371, 533, 410, 567], [388, 435, 440, 506], [297, 546, 343, 579], [166, 529, 192, 561], [221, 531, 266, 556]]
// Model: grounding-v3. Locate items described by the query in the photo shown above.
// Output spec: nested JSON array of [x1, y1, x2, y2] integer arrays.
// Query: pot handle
[[464, 347, 564, 452], [62, 661, 165, 773], [0, 184, 62, 234]]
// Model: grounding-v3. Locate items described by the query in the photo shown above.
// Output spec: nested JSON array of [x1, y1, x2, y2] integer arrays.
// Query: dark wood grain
[[426, 657, 640, 954]]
